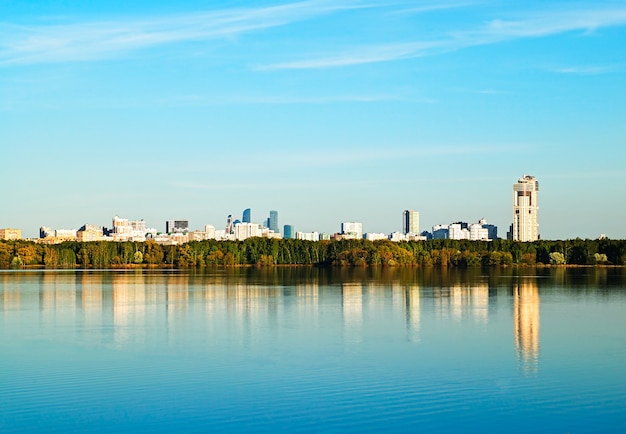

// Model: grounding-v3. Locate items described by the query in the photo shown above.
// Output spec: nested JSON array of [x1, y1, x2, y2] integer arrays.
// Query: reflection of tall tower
[[511, 175, 539, 241], [513, 280, 540, 375], [405, 286, 420, 343]]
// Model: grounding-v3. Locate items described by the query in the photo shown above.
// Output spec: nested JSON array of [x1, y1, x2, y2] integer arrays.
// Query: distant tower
[[284, 225, 294, 239], [402, 210, 420, 235], [242, 208, 251, 223], [512, 175, 539, 241], [225, 215, 234, 234], [269, 210, 279, 233]]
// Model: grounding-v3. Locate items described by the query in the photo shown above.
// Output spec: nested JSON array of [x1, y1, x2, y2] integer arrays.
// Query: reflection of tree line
[[3, 270, 608, 375], [2, 238, 626, 269]]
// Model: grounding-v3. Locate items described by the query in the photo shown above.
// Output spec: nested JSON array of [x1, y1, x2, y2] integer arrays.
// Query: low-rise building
[[388, 232, 407, 242], [296, 232, 319, 241], [365, 233, 387, 241], [0, 228, 21, 240], [77, 224, 105, 242]]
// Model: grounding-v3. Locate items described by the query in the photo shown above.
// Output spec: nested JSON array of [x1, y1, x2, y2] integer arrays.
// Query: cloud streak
[[260, 6, 626, 70], [0, 0, 364, 65], [549, 65, 623, 75]]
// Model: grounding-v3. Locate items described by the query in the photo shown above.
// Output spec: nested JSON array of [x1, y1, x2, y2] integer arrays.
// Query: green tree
[[549, 252, 566, 265]]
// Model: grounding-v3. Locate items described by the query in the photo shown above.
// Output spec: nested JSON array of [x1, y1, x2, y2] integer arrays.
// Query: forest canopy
[[0, 238, 625, 269]]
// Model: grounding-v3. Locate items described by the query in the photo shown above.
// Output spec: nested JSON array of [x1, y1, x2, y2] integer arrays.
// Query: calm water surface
[[1, 267, 625, 433]]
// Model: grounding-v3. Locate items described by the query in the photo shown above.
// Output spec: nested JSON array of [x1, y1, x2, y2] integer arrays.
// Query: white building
[[448, 223, 470, 240], [341, 222, 363, 239], [512, 175, 539, 241], [234, 223, 262, 240], [469, 223, 489, 241], [112, 216, 153, 241], [365, 233, 387, 241], [389, 232, 408, 242], [296, 231, 320, 241]]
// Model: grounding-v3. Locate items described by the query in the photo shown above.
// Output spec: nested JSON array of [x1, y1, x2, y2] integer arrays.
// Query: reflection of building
[[433, 283, 490, 324], [513, 280, 540, 375], [342, 283, 363, 343], [511, 175, 539, 241], [404, 286, 420, 343]]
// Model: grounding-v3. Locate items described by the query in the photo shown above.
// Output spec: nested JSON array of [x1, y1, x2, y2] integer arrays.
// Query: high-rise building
[[242, 208, 251, 223], [226, 215, 234, 234], [512, 175, 539, 242], [283, 225, 294, 239], [269, 210, 278, 233], [402, 210, 420, 235]]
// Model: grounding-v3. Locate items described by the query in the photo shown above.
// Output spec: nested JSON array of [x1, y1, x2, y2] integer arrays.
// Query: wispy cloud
[[174, 179, 400, 191], [260, 6, 626, 70], [155, 92, 410, 106], [549, 65, 623, 75], [256, 41, 447, 70], [0, 0, 365, 65], [391, 2, 477, 15], [164, 143, 522, 175]]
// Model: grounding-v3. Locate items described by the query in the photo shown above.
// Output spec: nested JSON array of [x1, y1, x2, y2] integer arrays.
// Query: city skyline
[[2, 1, 625, 239]]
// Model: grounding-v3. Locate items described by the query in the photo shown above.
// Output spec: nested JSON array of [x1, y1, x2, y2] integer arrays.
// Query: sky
[[1, 0, 625, 239]]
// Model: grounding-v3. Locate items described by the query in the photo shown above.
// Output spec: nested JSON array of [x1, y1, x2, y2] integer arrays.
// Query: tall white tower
[[402, 210, 420, 235], [512, 175, 539, 241]]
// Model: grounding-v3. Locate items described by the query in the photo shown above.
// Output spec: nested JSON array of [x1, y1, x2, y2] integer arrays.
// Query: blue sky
[[1, 0, 625, 239]]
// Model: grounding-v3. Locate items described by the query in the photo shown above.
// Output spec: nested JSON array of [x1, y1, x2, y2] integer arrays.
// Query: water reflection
[[513, 279, 540, 375], [2, 268, 625, 373], [404, 286, 420, 343], [342, 283, 363, 344]]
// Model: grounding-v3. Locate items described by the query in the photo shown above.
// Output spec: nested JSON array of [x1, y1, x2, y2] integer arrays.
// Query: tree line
[[0, 238, 625, 269]]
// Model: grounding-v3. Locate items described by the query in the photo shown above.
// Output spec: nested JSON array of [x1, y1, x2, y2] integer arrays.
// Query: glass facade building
[[269, 210, 279, 233], [283, 225, 294, 239]]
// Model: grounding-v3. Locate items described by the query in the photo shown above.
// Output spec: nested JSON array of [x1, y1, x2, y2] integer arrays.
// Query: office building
[[512, 175, 539, 242], [284, 225, 294, 239], [166, 220, 189, 234], [402, 210, 420, 235], [341, 222, 363, 239], [242, 208, 251, 223], [269, 210, 279, 233], [432, 224, 449, 239]]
